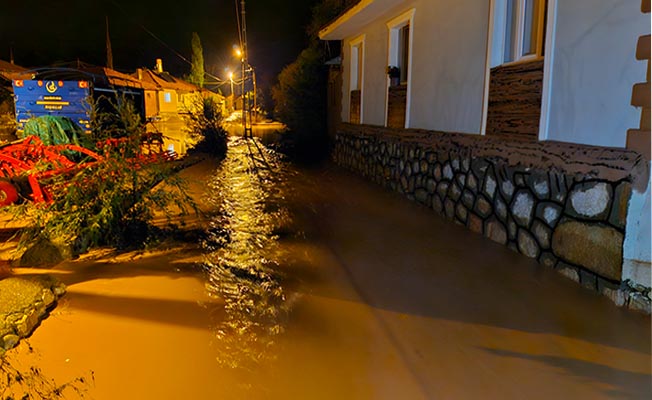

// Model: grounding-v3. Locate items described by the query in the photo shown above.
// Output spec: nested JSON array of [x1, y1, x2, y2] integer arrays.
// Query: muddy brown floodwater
[[3, 137, 651, 399]]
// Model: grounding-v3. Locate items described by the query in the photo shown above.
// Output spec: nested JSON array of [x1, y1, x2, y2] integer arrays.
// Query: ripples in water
[[203, 137, 298, 370]]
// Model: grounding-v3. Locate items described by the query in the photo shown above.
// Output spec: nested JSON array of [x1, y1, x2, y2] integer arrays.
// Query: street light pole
[[240, 0, 252, 138], [252, 68, 257, 123], [228, 72, 234, 111]]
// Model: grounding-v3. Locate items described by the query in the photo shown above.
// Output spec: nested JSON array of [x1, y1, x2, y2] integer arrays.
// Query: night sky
[[0, 0, 320, 92]]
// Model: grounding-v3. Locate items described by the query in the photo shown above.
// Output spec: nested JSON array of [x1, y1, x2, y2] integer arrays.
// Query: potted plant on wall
[[387, 66, 400, 87]]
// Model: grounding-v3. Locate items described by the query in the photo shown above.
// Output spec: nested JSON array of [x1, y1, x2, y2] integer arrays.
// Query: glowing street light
[[233, 45, 243, 60]]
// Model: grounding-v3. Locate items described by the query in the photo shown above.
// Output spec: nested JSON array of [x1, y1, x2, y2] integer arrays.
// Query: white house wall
[[341, 0, 489, 133], [410, 0, 489, 133], [547, 0, 650, 147]]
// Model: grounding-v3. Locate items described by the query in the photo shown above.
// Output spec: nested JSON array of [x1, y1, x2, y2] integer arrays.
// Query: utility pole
[[106, 16, 114, 70], [240, 0, 253, 138], [252, 69, 257, 123]]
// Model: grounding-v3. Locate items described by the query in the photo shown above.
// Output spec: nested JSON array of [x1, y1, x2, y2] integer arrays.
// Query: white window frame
[[385, 8, 415, 128], [482, 0, 557, 139], [491, 0, 546, 67], [349, 34, 365, 123]]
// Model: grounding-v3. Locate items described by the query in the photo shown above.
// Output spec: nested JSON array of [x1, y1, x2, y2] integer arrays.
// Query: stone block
[[579, 269, 598, 291], [426, 178, 437, 194], [609, 182, 632, 229], [511, 190, 535, 227], [433, 196, 443, 214], [2, 334, 19, 351], [597, 278, 627, 307], [557, 262, 580, 283], [517, 229, 540, 258], [475, 195, 493, 218], [462, 190, 475, 209], [420, 160, 429, 174], [500, 179, 515, 202], [483, 174, 497, 200], [408, 176, 415, 193], [404, 162, 412, 177], [628, 293, 652, 314], [456, 203, 468, 222], [415, 189, 428, 205], [468, 213, 483, 234], [400, 176, 408, 191], [532, 220, 552, 249], [551, 220, 623, 281], [514, 173, 527, 187], [443, 163, 454, 180], [456, 173, 467, 188], [466, 173, 478, 192], [434, 164, 442, 181], [413, 160, 421, 174], [495, 196, 508, 221], [471, 158, 490, 178], [448, 183, 462, 201], [452, 157, 460, 171], [538, 251, 557, 268], [485, 218, 508, 245], [536, 202, 562, 227], [445, 199, 455, 219], [508, 217, 517, 240], [567, 181, 612, 220], [528, 173, 550, 200], [437, 181, 450, 199], [462, 157, 470, 172]]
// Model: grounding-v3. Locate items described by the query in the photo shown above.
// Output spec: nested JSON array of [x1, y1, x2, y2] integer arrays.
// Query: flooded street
[[3, 137, 651, 399]]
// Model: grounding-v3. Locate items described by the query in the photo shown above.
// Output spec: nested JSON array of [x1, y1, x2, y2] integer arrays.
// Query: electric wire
[[106, 0, 224, 83]]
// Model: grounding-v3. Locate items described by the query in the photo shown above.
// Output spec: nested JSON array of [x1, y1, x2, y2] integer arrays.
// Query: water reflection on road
[[203, 137, 298, 371]]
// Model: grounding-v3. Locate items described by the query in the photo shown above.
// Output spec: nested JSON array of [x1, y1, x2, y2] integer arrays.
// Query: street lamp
[[233, 44, 250, 137]]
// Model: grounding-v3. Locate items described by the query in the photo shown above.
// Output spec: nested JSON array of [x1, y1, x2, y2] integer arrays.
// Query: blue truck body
[[12, 79, 92, 134]]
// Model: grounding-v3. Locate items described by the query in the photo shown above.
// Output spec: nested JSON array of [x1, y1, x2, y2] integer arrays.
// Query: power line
[[107, 0, 224, 83]]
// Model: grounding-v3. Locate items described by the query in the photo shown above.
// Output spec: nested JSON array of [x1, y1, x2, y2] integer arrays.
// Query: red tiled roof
[[81, 66, 158, 90], [135, 69, 201, 92], [0, 59, 29, 81]]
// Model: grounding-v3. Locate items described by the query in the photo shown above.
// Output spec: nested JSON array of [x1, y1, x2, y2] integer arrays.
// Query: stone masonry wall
[[334, 124, 651, 313]]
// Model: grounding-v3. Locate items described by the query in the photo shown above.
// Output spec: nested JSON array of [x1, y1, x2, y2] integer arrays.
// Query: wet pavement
[[3, 137, 651, 399]]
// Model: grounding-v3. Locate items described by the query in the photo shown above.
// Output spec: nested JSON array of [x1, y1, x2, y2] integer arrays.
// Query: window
[[350, 39, 363, 91], [164, 91, 172, 103], [399, 24, 410, 83], [349, 35, 365, 124], [499, 0, 546, 64], [386, 8, 415, 128], [387, 9, 414, 83]]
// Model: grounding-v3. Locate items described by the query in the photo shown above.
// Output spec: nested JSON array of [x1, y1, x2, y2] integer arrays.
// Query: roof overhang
[[319, 0, 405, 40]]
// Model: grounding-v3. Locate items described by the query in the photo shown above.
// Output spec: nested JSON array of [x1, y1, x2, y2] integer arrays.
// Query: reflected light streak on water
[[202, 137, 298, 371]]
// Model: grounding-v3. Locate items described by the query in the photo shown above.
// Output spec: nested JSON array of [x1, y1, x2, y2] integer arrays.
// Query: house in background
[[135, 59, 224, 155], [320, 0, 651, 311]]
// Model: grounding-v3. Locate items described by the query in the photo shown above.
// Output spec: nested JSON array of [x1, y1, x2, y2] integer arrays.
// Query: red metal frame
[[0, 135, 175, 206]]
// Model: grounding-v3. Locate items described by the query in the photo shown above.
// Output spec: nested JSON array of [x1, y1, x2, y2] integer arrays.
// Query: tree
[[271, 0, 353, 162], [189, 32, 205, 88], [13, 96, 195, 255], [271, 45, 328, 160], [185, 96, 228, 157]]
